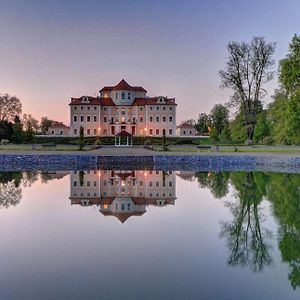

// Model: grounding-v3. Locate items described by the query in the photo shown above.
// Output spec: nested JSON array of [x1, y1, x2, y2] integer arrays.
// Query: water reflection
[[0, 170, 300, 291], [70, 170, 176, 223]]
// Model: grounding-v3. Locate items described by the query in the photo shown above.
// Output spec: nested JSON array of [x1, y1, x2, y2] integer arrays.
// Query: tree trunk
[[246, 124, 254, 145]]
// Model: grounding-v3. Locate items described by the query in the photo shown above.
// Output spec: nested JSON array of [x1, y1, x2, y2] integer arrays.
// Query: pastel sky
[[0, 0, 299, 124]]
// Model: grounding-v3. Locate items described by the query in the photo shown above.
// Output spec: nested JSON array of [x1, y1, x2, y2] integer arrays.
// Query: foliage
[[253, 111, 272, 144], [195, 113, 210, 135], [220, 37, 275, 144], [0, 94, 22, 123], [11, 121, 24, 144], [229, 113, 247, 143], [40, 117, 54, 134], [0, 121, 13, 140], [209, 103, 229, 140], [162, 129, 169, 151]]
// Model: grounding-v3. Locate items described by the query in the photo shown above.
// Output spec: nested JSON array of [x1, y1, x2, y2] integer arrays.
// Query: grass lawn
[[0, 144, 92, 151], [155, 145, 300, 154]]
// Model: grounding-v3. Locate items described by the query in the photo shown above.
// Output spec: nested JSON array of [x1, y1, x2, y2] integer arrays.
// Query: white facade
[[69, 79, 177, 137]]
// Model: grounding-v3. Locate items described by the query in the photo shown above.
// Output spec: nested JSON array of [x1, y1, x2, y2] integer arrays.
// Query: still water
[[0, 170, 300, 300]]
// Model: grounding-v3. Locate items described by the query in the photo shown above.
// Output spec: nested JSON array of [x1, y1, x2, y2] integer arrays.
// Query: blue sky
[[0, 0, 299, 123]]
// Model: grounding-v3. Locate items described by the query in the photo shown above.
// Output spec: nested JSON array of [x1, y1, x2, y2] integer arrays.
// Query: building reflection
[[69, 170, 176, 223]]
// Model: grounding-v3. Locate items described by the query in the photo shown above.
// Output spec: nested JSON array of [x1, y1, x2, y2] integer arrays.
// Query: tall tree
[[278, 35, 300, 144], [219, 37, 275, 144], [0, 94, 22, 122]]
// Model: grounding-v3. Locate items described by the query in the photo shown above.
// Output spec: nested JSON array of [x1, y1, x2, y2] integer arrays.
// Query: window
[[150, 106, 153, 111], [169, 107, 173, 110], [149, 181, 153, 187], [93, 115, 97, 122], [94, 181, 97, 187], [169, 116, 173, 122], [80, 116, 84, 122], [140, 107, 143, 111], [60, 131, 63, 135], [51, 130, 54, 134], [94, 128, 97, 135], [163, 107, 166, 110], [156, 129, 159, 135], [74, 129, 77, 135], [74, 106, 77, 111], [73, 181, 77, 187], [140, 116, 143, 122], [122, 92, 125, 99], [190, 131, 192, 134], [94, 106, 97, 110], [87, 181, 90, 187], [163, 116, 166, 122], [73, 115, 77, 122], [103, 107, 107, 112], [116, 93, 118, 99], [128, 93, 131, 99], [183, 130, 186, 135], [150, 116, 153, 122], [156, 116, 160, 122], [169, 181, 173, 187], [87, 129, 90, 135], [156, 181, 159, 187], [169, 129, 173, 135], [87, 116, 91, 122], [81, 106, 84, 111], [156, 106, 159, 111], [149, 129, 153, 135], [87, 106, 90, 111], [104, 116, 107, 122]]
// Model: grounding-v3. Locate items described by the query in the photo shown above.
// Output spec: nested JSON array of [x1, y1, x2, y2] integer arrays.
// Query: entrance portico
[[114, 131, 133, 147]]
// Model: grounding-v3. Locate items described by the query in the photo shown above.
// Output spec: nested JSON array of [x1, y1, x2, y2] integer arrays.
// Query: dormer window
[[116, 93, 118, 99], [121, 92, 125, 100], [128, 93, 131, 99]]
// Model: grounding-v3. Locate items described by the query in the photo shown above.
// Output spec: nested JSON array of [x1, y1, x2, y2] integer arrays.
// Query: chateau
[[69, 79, 177, 137]]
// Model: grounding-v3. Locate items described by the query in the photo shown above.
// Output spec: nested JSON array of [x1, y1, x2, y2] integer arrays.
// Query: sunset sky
[[0, 0, 299, 124]]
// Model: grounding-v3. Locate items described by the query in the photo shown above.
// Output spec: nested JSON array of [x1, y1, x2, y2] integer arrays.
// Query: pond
[[0, 169, 300, 299]]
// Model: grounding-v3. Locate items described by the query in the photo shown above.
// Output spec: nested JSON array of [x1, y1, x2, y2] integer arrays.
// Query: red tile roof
[[100, 97, 115, 106], [177, 122, 195, 129], [100, 79, 147, 93], [50, 122, 69, 129], [69, 96, 100, 105]]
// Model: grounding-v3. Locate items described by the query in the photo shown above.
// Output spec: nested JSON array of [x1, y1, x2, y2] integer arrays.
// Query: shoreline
[[0, 149, 299, 173]]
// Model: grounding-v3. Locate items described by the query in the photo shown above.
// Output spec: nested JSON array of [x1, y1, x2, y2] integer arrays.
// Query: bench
[[197, 145, 212, 151]]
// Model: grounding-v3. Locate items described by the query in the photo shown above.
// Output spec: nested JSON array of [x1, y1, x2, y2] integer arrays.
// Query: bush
[[175, 139, 194, 145], [1, 139, 9, 145]]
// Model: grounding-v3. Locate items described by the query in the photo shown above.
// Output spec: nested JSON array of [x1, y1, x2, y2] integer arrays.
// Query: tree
[[162, 128, 169, 151], [220, 37, 275, 145], [79, 126, 84, 151], [0, 121, 13, 140], [195, 113, 210, 135], [229, 113, 247, 143], [22, 114, 39, 133], [22, 114, 36, 143], [209, 104, 229, 139], [0, 94, 22, 122], [253, 110, 271, 144], [40, 117, 54, 134], [277, 35, 300, 144], [11, 118, 24, 144], [279, 34, 300, 95]]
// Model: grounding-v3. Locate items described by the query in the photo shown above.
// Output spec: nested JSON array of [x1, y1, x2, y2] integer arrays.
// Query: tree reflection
[[195, 171, 230, 199], [266, 173, 300, 289], [220, 172, 272, 272], [0, 172, 22, 208]]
